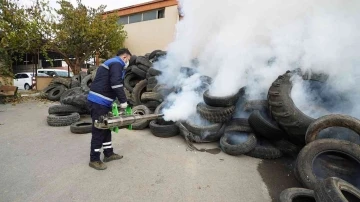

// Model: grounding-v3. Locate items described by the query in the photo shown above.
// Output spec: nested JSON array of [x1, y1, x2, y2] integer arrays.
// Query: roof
[[102, 0, 178, 17]]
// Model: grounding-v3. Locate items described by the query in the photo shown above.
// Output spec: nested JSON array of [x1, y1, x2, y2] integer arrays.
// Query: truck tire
[[148, 67, 162, 76], [197, 103, 235, 123], [224, 118, 253, 133], [182, 121, 224, 143], [136, 56, 152, 67], [60, 87, 83, 102], [141, 92, 163, 103], [47, 113, 80, 127], [50, 77, 71, 88], [268, 70, 327, 145], [81, 75, 92, 91], [132, 66, 147, 78], [246, 137, 283, 159]]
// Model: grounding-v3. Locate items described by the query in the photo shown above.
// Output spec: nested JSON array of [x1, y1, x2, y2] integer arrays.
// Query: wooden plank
[[0, 86, 18, 96]]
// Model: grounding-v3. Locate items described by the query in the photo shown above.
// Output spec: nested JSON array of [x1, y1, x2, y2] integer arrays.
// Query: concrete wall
[[123, 5, 178, 56]]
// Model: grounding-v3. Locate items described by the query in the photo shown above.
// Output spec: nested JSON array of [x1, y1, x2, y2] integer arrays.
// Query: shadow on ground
[[258, 157, 302, 202]]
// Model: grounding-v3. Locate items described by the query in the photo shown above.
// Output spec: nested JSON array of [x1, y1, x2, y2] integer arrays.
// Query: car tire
[[182, 121, 225, 143], [50, 77, 71, 88], [220, 130, 257, 155], [47, 85, 67, 101], [70, 121, 92, 134], [246, 137, 283, 159], [132, 80, 148, 105], [60, 87, 83, 102], [48, 104, 85, 114], [47, 112, 80, 127], [295, 139, 360, 190], [136, 56, 152, 67], [132, 105, 151, 130], [203, 87, 244, 107], [224, 118, 253, 133], [81, 75, 92, 91], [132, 66, 147, 78], [249, 109, 286, 140], [149, 120, 179, 138], [279, 188, 315, 202]]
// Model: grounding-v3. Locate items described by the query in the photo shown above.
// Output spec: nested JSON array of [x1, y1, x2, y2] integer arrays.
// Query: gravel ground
[[0, 100, 300, 202]]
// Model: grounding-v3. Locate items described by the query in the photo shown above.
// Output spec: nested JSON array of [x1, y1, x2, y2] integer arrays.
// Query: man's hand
[[120, 102, 128, 109]]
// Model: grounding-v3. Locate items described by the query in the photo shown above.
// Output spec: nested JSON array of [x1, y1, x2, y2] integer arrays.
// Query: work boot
[[103, 153, 123, 162], [89, 161, 107, 170]]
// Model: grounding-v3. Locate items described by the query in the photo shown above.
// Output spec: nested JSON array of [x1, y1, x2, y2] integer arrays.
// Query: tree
[[46, 0, 127, 74]]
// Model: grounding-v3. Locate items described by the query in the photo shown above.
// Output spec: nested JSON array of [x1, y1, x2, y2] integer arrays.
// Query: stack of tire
[[46, 71, 94, 134]]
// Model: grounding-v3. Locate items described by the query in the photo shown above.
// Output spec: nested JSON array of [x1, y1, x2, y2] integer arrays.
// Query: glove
[[120, 102, 128, 109]]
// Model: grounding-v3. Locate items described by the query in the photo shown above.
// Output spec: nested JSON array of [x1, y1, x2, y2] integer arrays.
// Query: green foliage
[[0, 0, 127, 75]]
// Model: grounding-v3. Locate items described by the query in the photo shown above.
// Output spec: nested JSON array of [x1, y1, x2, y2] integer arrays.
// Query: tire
[[196, 103, 235, 123], [182, 121, 224, 143], [60, 87, 83, 102], [305, 114, 360, 144], [132, 66, 147, 78], [87, 66, 97, 74], [149, 50, 162, 60], [72, 75, 81, 82], [180, 67, 197, 77], [47, 113, 80, 127], [279, 188, 315, 202], [149, 120, 179, 138], [147, 76, 158, 91], [70, 121, 92, 134], [24, 83, 31, 90], [50, 77, 71, 88], [153, 84, 173, 96], [138, 64, 149, 72], [148, 67, 162, 76], [62, 94, 88, 109], [267, 70, 326, 145], [244, 100, 268, 112], [132, 105, 151, 130], [70, 80, 81, 88], [132, 80, 148, 105], [224, 118, 253, 133], [246, 137, 283, 159], [248, 109, 286, 140], [141, 92, 163, 102], [220, 131, 257, 155], [48, 104, 84, 114], [124, 73, 141, 92], [79, 72, 87, 82], [42, 84, 58, 94], [317, 154, 358, 176], [81, 75, 92, 91], [136, 56, 152, 67], [295, 139, 360, 190], [203, 87, 244, 107], [315, 177, 360, 202], [272, 139, 301, 157], [47, 85, 67, 101], [129, 55, 137, 66]]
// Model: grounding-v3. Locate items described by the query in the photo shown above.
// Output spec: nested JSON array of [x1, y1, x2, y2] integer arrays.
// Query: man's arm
[[109, 63, 127, 104]]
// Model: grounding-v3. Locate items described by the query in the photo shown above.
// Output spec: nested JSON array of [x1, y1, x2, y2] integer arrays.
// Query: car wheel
[[24, 83, 31, 90]]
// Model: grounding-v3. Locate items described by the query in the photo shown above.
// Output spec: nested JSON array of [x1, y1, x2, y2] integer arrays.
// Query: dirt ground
[[0, 100, 301, 202]]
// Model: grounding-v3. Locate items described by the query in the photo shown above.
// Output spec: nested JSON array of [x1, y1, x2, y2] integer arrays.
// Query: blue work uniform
[[87, 57, 127, 162]]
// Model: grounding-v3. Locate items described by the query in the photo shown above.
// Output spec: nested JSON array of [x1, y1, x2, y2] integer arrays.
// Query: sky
[[19, 0, 152, 11]]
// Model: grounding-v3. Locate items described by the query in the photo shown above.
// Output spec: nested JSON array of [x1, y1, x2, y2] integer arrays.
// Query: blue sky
[[19, 0, 152, 11]]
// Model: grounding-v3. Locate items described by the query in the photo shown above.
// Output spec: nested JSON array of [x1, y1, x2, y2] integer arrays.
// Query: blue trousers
[[88, 101, 114, 162]]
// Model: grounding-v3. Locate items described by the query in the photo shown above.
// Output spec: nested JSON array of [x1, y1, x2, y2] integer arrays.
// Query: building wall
[[123, 5, 178, 56]]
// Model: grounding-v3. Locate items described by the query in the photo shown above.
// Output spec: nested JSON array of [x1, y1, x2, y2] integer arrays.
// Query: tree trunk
[[72, 64, 81, 75]]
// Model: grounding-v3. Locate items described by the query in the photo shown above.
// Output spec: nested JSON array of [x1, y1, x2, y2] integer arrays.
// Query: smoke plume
[[154, 0, 360, 121]]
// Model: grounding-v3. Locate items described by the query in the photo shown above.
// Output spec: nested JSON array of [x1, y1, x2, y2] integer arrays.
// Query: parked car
[[37, 69, 73, 77], [13, 72, 33, 90]]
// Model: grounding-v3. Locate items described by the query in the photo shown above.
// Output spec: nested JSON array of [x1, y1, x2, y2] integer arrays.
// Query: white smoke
[[154, 0, 360, 121]]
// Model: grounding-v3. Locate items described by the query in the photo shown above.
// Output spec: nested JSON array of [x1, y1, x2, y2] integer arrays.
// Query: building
[[102, 0, 182, 56]]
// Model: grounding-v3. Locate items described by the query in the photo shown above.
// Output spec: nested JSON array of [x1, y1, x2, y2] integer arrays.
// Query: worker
[[87, 48, 132, 170]]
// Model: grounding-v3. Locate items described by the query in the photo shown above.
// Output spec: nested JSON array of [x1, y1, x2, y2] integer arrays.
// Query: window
[[118, 16, 129, 25], [143, 10, 157, 21], [117, 8, 166, 25], [129, 13, 142, 24], [15, 74, 21, 79], [157, 9, 165, 19], [21, 74, 29, 78]]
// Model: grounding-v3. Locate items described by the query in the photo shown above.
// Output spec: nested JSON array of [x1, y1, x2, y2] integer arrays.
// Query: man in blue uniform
[[87, 48, 132, 170]]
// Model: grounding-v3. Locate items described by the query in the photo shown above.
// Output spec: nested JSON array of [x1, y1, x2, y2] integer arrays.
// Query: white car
[[37, 69, 73, 77], [14, 72, 33, 90]]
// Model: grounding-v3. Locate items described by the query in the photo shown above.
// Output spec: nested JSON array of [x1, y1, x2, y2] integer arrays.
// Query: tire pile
[[145, 68, 360, 201], [45, 70, 95, 134]]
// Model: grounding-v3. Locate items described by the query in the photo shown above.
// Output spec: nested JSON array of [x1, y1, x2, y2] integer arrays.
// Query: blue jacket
[[87, 57, 127, 107]]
